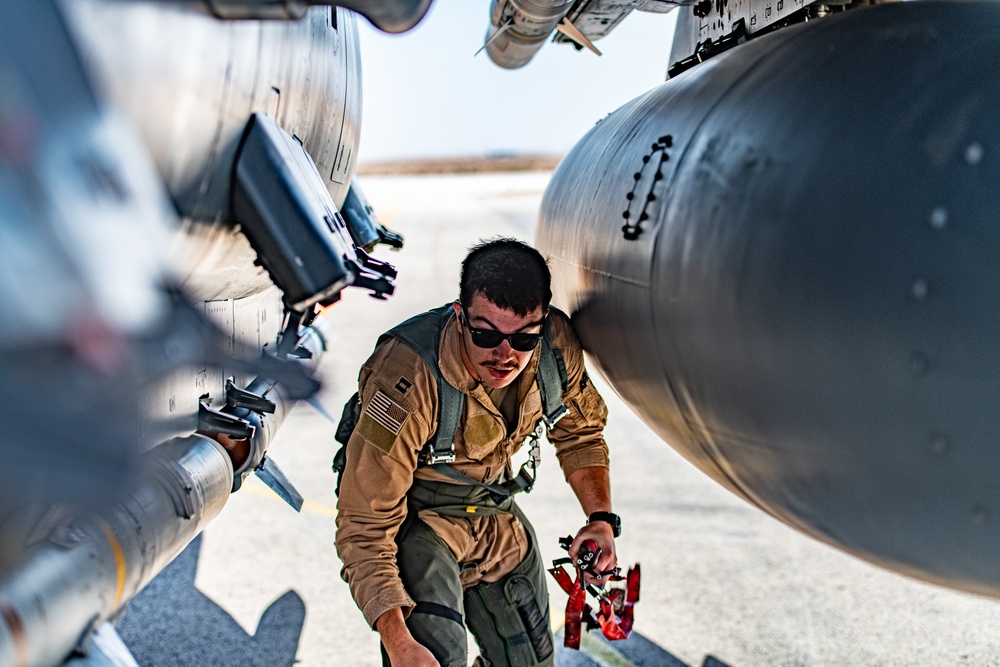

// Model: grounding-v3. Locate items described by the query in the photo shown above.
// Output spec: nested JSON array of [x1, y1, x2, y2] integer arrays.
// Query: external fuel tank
[[537, 0, 1000, 597]]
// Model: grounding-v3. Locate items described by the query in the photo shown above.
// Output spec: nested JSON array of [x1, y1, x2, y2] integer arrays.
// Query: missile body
[[0, 317, 327, 666], [537, 1, 1000, 596], [0, 436, 232, 667], [484, 0, 576, 69]]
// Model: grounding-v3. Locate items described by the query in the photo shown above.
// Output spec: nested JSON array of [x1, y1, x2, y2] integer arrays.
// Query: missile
[[0, 313, 328, 666], [0, 435, 232, 667], [482, 0, 577, 69], [537, 0, 1000, 597]]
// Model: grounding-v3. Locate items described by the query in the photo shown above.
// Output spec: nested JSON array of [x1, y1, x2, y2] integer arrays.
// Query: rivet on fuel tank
[[930, 432, 950, 456], [909, 351, 929, 376], [964, 142, 984, 166], [928, 206, 948, 230], [973, 505, 990, 525]]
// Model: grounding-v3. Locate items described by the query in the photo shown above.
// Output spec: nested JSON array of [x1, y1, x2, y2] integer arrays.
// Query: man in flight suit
[[335, 238, 620, 666]]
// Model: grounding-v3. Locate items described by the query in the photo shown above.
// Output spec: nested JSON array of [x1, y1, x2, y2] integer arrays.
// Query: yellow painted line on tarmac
[[242, 482, 339, 518]]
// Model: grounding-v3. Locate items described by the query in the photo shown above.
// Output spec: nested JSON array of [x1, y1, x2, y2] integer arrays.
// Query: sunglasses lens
[[462, 311, 541, 351], [509, 335, 540, 352], [470, 329, 504, 348]]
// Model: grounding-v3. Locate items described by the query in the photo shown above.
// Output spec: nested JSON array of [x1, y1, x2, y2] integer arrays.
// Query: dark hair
[[459, 238, 551, 316]]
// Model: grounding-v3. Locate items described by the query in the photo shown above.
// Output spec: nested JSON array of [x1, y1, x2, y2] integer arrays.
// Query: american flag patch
[[365, 390, 409, 435]]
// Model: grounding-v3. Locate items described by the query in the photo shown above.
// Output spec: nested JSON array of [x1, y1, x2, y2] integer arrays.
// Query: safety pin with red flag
[[548, 536, 641, 650]]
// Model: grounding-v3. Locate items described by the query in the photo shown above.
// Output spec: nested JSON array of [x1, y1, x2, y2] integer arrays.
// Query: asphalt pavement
[[118, 172, 1000, 666]]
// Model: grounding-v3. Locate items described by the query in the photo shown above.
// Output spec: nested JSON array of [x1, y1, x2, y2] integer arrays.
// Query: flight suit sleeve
[[335, 338, 436, 628], [546, 312, 611, 479]]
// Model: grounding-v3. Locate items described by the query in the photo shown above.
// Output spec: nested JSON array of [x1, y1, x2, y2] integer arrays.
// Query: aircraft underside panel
[[138, 288, 283, 450], [538, 0, 1000, 597], [59, 1, 363, 302]]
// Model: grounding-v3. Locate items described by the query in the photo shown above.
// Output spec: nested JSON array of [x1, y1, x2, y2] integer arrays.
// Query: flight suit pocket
[[573, 375, 608, 428]]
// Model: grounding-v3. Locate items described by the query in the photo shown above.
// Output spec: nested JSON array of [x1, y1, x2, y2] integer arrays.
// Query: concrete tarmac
[[118, 172, 1000, 666]]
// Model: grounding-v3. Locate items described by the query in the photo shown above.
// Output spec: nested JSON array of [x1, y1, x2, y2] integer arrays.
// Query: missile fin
[[65, 622, 140, 667], [255, 456, 304, 512], [555, 19, 602, 56], [476, 18, 514, 57]]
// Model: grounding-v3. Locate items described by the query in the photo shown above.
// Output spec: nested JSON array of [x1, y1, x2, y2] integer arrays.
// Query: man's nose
[[494, 339, 515, 357]]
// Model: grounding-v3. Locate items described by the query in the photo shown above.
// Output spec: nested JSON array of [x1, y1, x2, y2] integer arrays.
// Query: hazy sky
[[356, 2, 678, 162]]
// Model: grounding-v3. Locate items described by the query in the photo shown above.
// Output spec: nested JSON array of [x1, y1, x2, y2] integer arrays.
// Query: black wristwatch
[[587, 511, 621, 538]]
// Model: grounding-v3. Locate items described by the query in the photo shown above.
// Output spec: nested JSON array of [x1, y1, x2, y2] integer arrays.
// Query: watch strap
[[587, 511, 621, 537]]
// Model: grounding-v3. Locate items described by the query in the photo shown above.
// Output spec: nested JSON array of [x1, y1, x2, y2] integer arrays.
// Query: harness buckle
[[420, 441, 457, 465], [426, 449, 457, 465], [542, 404, 570, 429]]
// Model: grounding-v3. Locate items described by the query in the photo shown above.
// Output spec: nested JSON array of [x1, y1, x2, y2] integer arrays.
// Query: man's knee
[[393, 518, 469, 666], [404, 602, 469, 667]]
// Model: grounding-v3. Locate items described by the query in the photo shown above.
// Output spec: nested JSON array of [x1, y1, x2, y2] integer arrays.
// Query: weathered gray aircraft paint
[[0, 1, 428, 665], [535, 0, 1000, 599]]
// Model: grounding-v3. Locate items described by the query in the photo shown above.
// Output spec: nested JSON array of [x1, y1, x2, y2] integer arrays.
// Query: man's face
[[454, 294, 546, 389]]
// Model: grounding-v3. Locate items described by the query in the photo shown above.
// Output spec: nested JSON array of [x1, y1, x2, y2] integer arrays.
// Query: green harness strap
[[379, 303, 569, 501], [377, 304, 464, 465]]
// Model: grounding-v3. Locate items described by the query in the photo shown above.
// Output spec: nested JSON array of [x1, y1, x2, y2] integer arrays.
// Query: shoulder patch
[[366, 390, 410, 435], [394, 376, 413, 395], [356, 389, 411, 454], [356, 414, 397, 454]]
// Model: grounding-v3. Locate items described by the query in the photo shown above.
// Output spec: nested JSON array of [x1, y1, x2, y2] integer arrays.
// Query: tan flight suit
[[335, 308, 609, 665]]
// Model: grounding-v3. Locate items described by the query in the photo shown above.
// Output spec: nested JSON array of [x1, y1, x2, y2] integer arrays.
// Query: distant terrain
[[357, 154, 562, 175]]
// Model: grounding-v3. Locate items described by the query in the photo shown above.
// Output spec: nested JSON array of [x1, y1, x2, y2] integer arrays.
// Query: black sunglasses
[[459, 310, 543, 352]]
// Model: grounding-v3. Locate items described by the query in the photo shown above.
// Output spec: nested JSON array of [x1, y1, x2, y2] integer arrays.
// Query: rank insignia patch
[[394, 376, 413, 395], [366, 390, 410, 436]]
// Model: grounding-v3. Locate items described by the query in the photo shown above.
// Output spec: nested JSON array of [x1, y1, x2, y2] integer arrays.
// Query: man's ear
[[452, 301, 463, 330]]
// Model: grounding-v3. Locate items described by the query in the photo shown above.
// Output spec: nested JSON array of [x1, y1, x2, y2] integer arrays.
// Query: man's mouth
[[485, 364, 516, 380]]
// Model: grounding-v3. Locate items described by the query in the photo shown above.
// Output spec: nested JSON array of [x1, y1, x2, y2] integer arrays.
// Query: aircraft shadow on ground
[[554, 628, 733, 667], [115, 535, 304, 667]]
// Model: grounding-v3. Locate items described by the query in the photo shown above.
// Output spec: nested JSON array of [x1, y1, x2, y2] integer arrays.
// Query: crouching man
[[335, 238, 620, 666]]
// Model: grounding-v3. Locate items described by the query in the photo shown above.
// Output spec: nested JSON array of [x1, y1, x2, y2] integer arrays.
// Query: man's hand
[[566, 466, 617, 585], [384, 639, 438, 667], [376, 608, 438, 667], [569, 519, 618, 586]]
